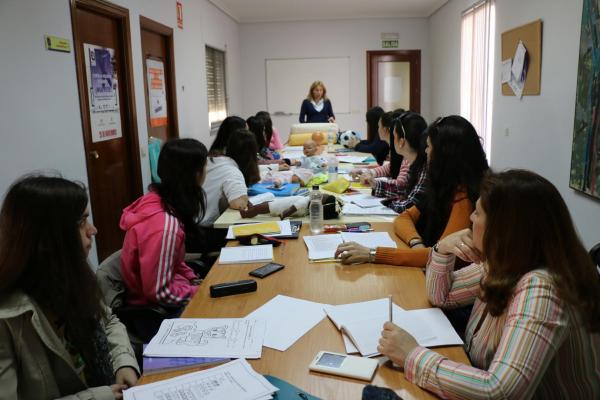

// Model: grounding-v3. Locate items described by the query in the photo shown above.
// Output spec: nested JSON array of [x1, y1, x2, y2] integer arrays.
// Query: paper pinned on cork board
[[501, 59, 512, 83]]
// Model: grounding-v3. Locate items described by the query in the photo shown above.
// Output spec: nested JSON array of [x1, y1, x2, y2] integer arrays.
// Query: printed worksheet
[[143, 319, 265, 358], [123, 359, 278, 400]]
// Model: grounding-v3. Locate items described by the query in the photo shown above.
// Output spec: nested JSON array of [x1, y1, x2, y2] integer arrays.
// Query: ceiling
[[208, 0, 449, 23]]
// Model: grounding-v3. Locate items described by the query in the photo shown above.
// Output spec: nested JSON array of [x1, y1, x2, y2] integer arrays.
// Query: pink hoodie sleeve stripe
[[156, 214, 182, 304], [154, 212, 171, 301]]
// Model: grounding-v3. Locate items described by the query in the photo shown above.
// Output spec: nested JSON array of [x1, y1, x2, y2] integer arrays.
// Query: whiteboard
[[266, 57, 350, 115]]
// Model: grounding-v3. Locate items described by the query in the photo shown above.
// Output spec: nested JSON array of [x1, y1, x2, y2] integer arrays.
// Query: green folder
[[264, 375, 321, 400]]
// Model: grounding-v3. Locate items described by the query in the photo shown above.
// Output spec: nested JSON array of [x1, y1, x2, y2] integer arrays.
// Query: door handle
[[90, 150, 100, 159]]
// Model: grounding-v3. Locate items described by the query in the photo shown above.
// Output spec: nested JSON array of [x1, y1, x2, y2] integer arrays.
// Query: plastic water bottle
[[327, 155, 338, 182], [309, 185, 323, 234]]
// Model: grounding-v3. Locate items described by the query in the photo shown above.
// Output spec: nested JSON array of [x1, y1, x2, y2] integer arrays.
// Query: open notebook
[[303, 232, 397, 261], [219, 244, 273, 264], [324, 299, 463, 357]]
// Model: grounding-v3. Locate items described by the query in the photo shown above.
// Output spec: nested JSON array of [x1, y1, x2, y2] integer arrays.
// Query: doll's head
[[303, 140, 318, 156]]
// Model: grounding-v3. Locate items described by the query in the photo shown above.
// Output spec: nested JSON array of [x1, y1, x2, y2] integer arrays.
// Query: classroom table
[[138, 223, 470, 399]]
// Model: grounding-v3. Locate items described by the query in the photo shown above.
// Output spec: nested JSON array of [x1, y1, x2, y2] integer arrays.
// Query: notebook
[[219, 244, 274, 264], [142, 345, 229, 376], [303, 232, 397, 261], [231, 221, 281, 237]]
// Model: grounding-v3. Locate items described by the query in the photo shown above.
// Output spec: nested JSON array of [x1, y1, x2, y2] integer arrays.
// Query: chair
[[96, 250, 182, 367]]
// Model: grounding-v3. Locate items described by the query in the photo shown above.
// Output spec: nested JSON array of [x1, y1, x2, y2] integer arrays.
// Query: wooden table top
[[138, 223, 469, 399]]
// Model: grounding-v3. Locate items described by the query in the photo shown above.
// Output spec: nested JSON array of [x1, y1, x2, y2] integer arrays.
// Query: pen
[[389, 294, 393, 323]]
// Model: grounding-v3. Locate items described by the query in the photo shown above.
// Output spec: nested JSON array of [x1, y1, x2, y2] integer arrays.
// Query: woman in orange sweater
[[336, 116, 488, 267]]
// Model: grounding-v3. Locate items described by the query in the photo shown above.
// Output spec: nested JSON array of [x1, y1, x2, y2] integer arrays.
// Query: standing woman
[[0, 175, 139, 399], [299, 81, 335, 123], [120, 139, 206, 308], [378, 170, 600, 398]]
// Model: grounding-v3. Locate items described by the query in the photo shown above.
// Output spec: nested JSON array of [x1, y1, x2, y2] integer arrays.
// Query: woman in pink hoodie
[[120, 139, 207, 308]]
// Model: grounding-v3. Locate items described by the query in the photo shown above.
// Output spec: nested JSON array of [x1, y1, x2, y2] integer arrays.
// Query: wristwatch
[[368, 248, 377, 263]]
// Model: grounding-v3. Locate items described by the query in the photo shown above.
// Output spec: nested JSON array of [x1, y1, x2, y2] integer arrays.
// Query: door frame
[[70, 0, 143, 258], [140, 15, 179, 139], [366, 50, 421, 113]]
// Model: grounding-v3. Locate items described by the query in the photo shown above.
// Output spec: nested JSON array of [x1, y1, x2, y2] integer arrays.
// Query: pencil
[[389, 295, 393, 323]]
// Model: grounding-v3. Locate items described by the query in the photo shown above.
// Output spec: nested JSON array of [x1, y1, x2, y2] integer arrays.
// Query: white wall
[[429, 0, 600, 248], [239, 18, 432, 141], [0, 0, 241, 265]]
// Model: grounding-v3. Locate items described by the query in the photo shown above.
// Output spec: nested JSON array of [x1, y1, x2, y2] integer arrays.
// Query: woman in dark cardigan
[[299, 80, 335, 123]]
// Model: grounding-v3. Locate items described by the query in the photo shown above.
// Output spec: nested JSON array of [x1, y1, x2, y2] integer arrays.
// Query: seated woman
[[247, 116, 284, 165], [256, 111, 284, 151], [201, 129, 261, 227], [336, 116, 488, 267], [364, 112, 427, 214], [208, 115, 246, 156], [349, 106, 389, 165], [121, 139, 206, 307], [377, 170, 600, 399], [0, 175, 139, 399]]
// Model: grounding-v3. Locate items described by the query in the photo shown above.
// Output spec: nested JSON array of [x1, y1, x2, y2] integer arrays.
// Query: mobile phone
[[249, 262, 285, 278], [309, 351, 378, 381]]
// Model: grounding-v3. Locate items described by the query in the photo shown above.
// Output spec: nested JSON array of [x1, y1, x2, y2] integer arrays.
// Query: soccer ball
[[339, 130, 361, 148]]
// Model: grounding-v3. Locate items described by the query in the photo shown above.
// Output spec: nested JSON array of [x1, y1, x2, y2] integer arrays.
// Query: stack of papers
[[324, 299, 463, 357], [245, 295, 328, 351], [123, 359, 278, 400], [337, 155, 370, 164], [144, 319, 266, 359], [219, 244, 273, 264], [340, 193, 384, 208], [303, 232, 397, 261], [342, 203, 398, 216]]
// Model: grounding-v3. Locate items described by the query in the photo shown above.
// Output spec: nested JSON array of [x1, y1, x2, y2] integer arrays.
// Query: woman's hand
[[116, 366, 138, 388], [110, 384, 127, 399], [360, 174, 376, 188], [377, 322, 419, 367], [334, 241, 371, 264], [350, 168, 366, 180], [328, 116, 336, 123], [436, 228, 482, 263]]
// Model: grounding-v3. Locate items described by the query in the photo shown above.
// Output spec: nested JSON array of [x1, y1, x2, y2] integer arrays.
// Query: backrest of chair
[[96, 249, 126, 309]]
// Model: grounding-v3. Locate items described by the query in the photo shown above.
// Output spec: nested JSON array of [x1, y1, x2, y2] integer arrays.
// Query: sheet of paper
[[337, 155, 369, 164], [143, 319, 266, 358], [219, 244, 273, 264], [508, 71, 525, 98], [324, 298, 405, 330], [248, 192, 275, 205], [342, 332, 360, 354], [403, 308, 464, 347], [511, 40, 527, 78], [340, 232, 397, 249], [123, 359, 278, 400], [303, 234, 343, 260], [283, 146, 304, 152], [501, 59, 512, 83], [340, 193, 384, 208], [342, 203, 398, 216], [226, 220, 292, 240], [245, 295, 328, 351], [282, 151, 305, 160]]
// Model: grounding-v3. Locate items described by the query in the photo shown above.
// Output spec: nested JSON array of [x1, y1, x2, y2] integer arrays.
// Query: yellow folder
[[232, 221, 281, 237]]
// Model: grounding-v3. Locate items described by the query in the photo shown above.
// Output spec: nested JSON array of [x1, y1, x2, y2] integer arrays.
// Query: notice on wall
[[83, 43, 122, 142], [146, 58, 168, 127]]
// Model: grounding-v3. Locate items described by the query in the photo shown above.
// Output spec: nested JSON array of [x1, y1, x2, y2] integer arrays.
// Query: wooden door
[[71, 0, 142, 261], [367, 50, 421, 113], [140, 16, 179, 143]]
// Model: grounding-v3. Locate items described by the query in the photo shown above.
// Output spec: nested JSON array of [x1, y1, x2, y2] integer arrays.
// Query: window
[[461, 0, 495, 157], [205, 46, 227, 133]]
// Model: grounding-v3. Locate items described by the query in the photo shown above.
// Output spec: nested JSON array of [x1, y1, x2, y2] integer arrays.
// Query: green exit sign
[[382, 40, 398, 48]]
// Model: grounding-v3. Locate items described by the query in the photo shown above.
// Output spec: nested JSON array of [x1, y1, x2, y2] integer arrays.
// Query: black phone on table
[[249, 262, 285, 278]]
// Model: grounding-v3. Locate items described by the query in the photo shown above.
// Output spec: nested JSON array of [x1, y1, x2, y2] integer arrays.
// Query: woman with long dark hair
[[256, 110, 283, 151], [121, 139, 207, 307], [208, 115, 246, 156], [200, 129, 260, 227], [336, 116, 488, 267], [0, 175, 139, 399], [347, 106, 389, 165], [378, 170, 600, 398]]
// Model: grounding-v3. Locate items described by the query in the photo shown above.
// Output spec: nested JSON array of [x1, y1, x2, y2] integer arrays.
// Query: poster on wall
[[83, 43, 122, 143], [146, 58, 168, 127], [569, 0, 600, 200]]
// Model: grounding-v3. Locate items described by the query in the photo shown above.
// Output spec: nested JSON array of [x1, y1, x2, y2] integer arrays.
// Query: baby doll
[[262, 168, 314, 188], [292, 140, 328, 173], [240, 194, 336, 220]]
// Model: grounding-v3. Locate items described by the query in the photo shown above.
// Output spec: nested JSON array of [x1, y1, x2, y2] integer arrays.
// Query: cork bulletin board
[[501, 19, 543, 96]]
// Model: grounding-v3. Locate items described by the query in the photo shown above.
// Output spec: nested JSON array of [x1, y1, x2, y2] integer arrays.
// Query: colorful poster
[[146, 58, 168, 127], [83, 43, 122, 142]]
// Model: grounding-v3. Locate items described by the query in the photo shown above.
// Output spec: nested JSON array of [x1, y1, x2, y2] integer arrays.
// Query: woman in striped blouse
[[378, 170, 600, 399]]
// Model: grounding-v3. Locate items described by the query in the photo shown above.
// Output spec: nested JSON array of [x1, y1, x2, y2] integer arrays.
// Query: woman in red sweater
[[336, 116, 488, 267]]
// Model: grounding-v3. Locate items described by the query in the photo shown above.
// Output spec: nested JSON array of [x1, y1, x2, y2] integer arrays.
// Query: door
[[140, 16, 179, 143], [367, 50, 421, 113], [71, 0, 142, 261]]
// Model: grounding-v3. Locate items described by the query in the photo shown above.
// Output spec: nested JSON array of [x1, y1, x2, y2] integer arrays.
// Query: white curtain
[[461, 0, 495, 156]]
